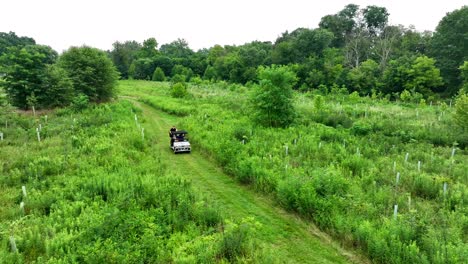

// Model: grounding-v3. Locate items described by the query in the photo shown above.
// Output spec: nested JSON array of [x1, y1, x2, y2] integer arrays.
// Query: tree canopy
[[429, 6, 468, 95], [58, 46, 119, 102]]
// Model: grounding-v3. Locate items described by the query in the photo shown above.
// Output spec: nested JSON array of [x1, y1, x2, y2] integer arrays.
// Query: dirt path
[[131, 99, 366, 263]]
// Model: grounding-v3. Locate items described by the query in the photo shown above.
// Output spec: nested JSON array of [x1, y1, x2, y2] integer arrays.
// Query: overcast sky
[[1, 0, 466, 53]]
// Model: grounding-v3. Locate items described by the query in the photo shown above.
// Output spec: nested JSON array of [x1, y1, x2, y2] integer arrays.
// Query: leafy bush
[[170, 82, 188, 98], [70, 93, 89, 112]]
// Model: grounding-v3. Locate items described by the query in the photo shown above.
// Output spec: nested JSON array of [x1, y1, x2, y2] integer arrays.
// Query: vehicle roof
[[174, 130, 188, 134]]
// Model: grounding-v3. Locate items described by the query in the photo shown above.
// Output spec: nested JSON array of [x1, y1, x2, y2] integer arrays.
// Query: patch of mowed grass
[[0, 100, 262, 263]]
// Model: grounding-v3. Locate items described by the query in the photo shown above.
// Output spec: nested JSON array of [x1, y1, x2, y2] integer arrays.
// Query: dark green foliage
[[58, 46, 119, 102], [0, 31, 35, 55], [429, 6, 468, 95], [109, 40, 141, 79], [250, 65, 297, 127], [0, 44, 59, 109], [41, 64, 74, 107], [171, 64, 193, 81]]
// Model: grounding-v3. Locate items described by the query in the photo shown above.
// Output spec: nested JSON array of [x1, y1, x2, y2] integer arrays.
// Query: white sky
[[1, 0, 466, 53]]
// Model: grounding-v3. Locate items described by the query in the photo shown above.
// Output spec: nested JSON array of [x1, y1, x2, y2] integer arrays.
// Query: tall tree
[[319, 4, 359, 47], [373, 25, 402, 70], [137, 37, 158, 58], [160, 38, 194, 60], [250, 65, 297, 127], [109, 40, 141, 79], [404, 56, 443, 94], [0, 31, 35, 55], [363, 5, 389, 36], [429, 6, 468, 95], [0, 45, 58, 108], [58, 46, 119, 102]]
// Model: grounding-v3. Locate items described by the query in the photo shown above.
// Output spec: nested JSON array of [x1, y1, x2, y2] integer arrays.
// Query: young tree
[[453, 92, 468, 131], [250, 65, 297, 127], [347, 59, 380, 95], [58, 46, 119, 102], [404, 56, 443, 94], [152, 67, 166, 81]]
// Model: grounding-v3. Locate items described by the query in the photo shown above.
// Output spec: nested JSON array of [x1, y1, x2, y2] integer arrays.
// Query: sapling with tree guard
[[22, 185, 27, 197], [36, 127, 41, 142], [20, 201, 25, 214], [405, 152, 409, 162], [393, 204, 398, 220], [9, 236, 17, 253], [418, 161, 421, 172], [393, 161, 396, 173], [0, 132, 3, 141]]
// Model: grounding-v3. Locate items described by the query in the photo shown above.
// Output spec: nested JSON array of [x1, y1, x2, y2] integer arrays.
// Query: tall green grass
[[126, 80, 467, 264], [0, 100, 259, 263]]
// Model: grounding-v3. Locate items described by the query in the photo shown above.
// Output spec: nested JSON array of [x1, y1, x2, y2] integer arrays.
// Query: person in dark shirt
[[169, 126, 176, 146]]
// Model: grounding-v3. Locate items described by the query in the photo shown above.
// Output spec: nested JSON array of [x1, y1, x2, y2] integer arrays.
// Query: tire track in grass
[[130, 99, 367, 264]]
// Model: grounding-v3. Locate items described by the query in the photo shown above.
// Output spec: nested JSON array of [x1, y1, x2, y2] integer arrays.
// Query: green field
[[0, 79, 466, 263], [0, 83, 362, 263], [120, 80, 466, 264]]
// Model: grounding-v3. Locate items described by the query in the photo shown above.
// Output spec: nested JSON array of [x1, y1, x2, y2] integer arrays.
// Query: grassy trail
[[130, 99, 366, 263]]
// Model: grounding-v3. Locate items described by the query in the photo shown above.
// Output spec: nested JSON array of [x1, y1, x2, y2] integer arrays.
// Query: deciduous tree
[[250, 65, 297, 127], [429, 6, 468, 95], [58, 46, 119, 102]]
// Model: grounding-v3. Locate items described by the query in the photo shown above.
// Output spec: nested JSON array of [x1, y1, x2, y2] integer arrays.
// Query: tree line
[[0, 32, 118, 109], [109, 4, 467, 99], [1, 4, 467, 110]]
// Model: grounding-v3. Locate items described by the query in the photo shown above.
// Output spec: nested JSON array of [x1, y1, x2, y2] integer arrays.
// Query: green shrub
[[70, 94, 89, 112], [171, 82, 188, 98]]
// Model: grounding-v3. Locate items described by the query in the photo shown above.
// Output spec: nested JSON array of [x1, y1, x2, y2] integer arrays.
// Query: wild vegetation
[[0, 101, 261, 263], [120, 79, 467, 264], [1, 3, 467, 263]]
